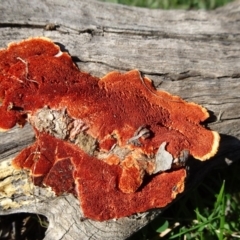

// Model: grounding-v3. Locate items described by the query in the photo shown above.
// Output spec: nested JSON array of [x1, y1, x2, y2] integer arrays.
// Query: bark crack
[[59, 222, 74, 240]]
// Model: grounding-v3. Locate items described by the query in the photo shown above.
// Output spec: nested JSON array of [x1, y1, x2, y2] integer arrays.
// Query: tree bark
[[0, 0, 240, 239]]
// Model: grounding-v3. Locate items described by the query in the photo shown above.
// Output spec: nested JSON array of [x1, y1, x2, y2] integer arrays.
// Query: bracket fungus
[[0, 37, 220, 221]]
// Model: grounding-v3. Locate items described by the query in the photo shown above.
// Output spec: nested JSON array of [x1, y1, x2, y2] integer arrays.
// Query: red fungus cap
[[0, 37, 220, 220], [13, 133, 186, 221]]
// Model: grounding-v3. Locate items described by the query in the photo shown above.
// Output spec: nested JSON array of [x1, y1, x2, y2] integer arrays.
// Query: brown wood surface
[[0, 0, 240, 239]]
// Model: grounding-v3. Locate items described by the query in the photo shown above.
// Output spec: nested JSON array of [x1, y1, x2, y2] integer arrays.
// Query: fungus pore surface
[[0, 37, 220, 221]]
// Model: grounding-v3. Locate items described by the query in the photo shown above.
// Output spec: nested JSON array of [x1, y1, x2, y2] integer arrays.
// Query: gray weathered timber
[[0, 0, 240, 239]]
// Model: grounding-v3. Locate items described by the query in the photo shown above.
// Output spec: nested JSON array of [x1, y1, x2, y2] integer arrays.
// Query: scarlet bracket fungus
[[0, 37, 220, 221]]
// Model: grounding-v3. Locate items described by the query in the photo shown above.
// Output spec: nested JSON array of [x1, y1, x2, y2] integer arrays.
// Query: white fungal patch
[[54, 51, 63, 57], [153, 142, 173, 174]]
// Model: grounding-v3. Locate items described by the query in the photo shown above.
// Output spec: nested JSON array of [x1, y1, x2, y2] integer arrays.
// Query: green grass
[[128, 160, 240, 240], [99, 0, 234, 9]]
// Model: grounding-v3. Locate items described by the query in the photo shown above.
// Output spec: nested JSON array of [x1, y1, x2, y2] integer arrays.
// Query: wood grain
[[0, 0, 240, 239]]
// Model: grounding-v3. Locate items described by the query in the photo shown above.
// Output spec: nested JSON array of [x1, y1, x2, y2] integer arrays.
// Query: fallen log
[[0, 0, 240, 239]]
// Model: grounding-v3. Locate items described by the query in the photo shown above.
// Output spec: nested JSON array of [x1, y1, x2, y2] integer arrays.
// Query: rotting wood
[[0, 0, 240, 239]]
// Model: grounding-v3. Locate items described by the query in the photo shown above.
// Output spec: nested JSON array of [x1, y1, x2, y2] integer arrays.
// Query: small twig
[[17, 57, 38, 84], [127, 125, 151, 146], [159, 222, 180, 238]]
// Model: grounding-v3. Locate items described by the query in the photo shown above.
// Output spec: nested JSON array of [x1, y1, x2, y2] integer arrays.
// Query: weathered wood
[[0, 0, 240, 239]]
